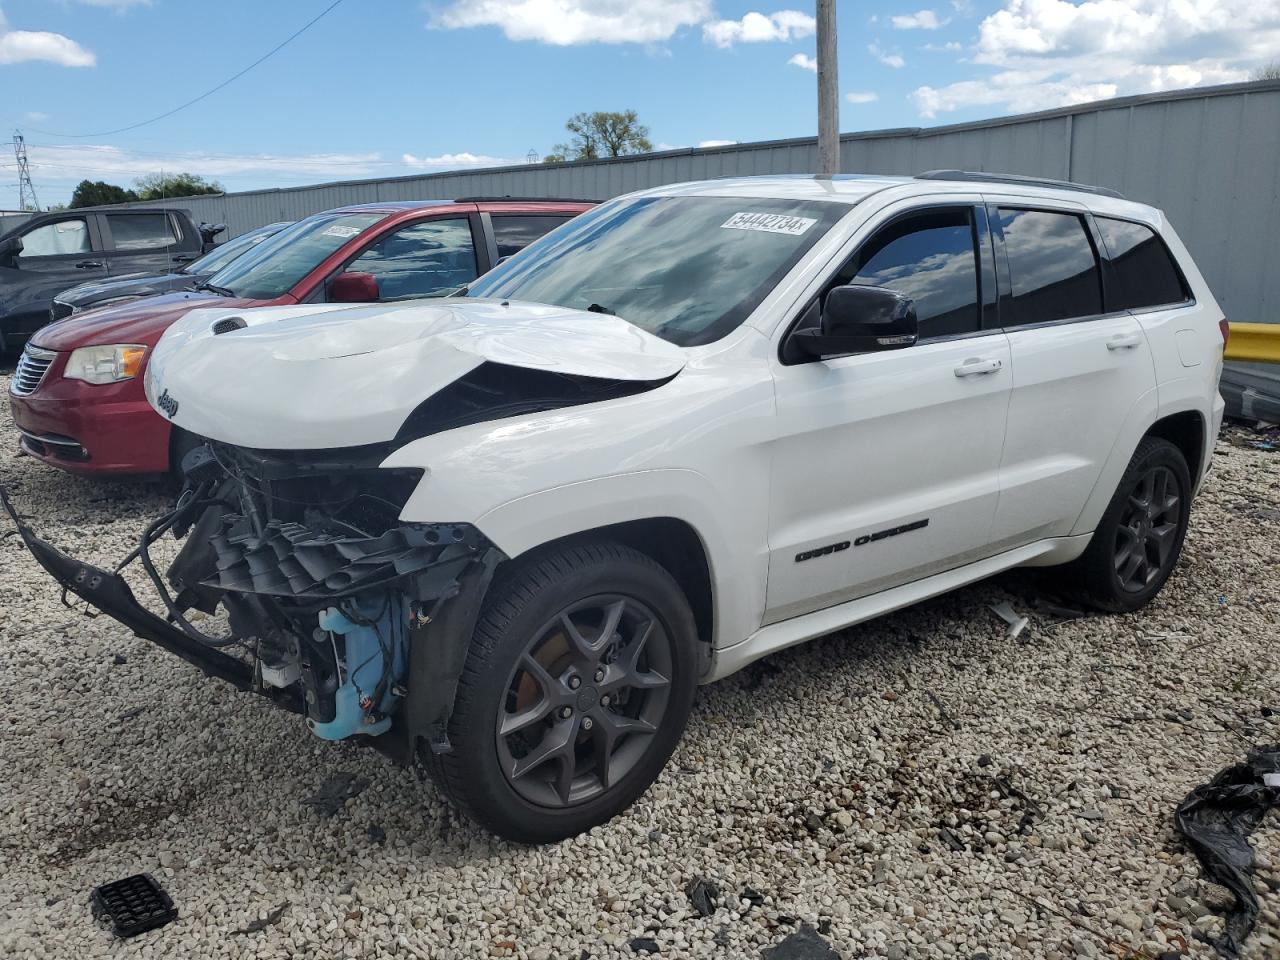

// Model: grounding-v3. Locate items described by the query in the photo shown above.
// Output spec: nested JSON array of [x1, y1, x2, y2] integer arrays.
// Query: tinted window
[[492, 215, 572, 259], [835, 208, 980, 338], [183, 223, 286, 275], [1096, 217, 1189, 310], [208, 212, 385, 300], [107, 213, 177, 251], [19, 218, 90, 257], [343, 218, 478, 301], [469, 196, 843, 347], [998, 209, 1102, 325]]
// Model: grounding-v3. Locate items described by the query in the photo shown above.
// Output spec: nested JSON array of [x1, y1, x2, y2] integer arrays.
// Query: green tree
[[132, 172, 224, 201], [552, 110, 652, 161], [1252, 61, 1280, 81], [69, 179, 139, 208]]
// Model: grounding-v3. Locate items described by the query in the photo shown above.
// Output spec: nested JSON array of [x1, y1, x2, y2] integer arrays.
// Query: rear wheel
[[1063, 437, 1192, 612], [424, 540, 698, 843]]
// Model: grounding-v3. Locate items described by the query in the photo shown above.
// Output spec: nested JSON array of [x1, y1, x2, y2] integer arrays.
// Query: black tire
[[1062, 436, 1192, 612], [424, 540, 699, 843]]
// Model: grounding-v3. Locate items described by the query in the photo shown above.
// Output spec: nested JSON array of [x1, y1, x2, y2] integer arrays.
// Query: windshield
[[467, 196, 844, 346], [206, 211, 385, 300], [181, 223, 287, 276]]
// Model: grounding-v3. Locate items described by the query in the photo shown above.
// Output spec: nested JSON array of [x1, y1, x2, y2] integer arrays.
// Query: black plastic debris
[[89, 873, 177, 938], [761, 923, 840, 959], [629, 937, 661, 954], [1174, 744, 1280, 957], [303, 772, 370, 817], [687, 877, 719, 917]]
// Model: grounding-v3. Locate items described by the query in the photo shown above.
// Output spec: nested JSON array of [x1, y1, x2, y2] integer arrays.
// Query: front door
[[985, 202, 1157, 545], [765, 203, 1012, 623], [0, 215, 106, 343]]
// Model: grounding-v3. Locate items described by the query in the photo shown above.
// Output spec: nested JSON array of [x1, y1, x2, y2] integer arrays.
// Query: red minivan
[[9, 198, 593, 476]]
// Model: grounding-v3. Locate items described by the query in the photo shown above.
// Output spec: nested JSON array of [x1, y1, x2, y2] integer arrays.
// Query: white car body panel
[[143, 174, 1227, 681], [146, 298, 686, 449]]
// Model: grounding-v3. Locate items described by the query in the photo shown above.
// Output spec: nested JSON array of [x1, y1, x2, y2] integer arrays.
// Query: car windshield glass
[[182, 224, 284, 276], [206, 212, 384, 299], [467, 196, 845, 346]]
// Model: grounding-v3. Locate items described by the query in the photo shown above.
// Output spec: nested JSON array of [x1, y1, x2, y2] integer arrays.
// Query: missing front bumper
[[0, 486, 299, 711]]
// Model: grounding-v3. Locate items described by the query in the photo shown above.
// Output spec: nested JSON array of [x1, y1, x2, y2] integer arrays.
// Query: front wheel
[[424, 540, 699, 843], [1062, 436, 1192, 612]]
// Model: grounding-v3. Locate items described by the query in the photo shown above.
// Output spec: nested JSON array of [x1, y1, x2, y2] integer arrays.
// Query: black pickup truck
[[0, 207, 222, 352]]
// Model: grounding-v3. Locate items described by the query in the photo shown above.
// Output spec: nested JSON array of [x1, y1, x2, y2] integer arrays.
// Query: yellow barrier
[[1225, 323, 1280, 364]]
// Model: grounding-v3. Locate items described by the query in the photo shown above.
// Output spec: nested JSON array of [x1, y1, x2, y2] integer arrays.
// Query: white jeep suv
[[6, 172, 1226, 842]]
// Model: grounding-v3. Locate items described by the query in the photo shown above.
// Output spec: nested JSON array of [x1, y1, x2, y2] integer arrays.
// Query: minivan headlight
[[64, 344, 148, 384]]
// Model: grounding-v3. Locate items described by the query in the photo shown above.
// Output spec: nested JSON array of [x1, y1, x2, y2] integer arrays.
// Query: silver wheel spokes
[[497, 597, 672, 807], [1114, 465, 1181, 593]]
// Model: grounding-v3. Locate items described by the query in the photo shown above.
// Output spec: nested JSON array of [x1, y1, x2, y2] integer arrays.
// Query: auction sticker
[[322, 225, 362, 238], [721, 212, 817, 236]]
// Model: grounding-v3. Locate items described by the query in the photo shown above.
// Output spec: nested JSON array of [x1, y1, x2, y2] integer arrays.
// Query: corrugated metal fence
[[123, 79, 1280, 336]]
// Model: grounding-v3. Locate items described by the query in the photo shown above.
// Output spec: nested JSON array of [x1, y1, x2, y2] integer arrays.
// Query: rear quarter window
[[1095, 216, 1190, 311]]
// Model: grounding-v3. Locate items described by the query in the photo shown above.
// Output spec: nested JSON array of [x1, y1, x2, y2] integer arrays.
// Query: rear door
[[0, 214, 106, 342], [987, 199, 1157, 545], [100, 211, 198, 277], [765, 200, 1012, 622]]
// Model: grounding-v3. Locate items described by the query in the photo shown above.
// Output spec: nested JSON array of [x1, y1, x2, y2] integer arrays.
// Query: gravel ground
[[1, 366, 1277, 960]]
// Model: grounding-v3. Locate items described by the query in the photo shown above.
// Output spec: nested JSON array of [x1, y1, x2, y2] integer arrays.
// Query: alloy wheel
[[495, 595, 673, 807], [1113, 464, 1181, 593]]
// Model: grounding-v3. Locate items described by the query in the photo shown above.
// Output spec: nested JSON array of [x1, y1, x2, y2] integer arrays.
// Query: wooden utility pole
[[816, 0, 839, 177]]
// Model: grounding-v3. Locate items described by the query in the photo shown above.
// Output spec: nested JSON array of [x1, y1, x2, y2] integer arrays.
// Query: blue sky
[[2, 0, 1276, 208]]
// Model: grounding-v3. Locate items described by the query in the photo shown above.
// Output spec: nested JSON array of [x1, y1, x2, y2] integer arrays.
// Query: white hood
[[145, 298, 686, 449]]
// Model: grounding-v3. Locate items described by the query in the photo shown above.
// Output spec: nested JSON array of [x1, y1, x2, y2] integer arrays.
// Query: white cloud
[[431, 0, 711, 45], [845, 90, 879, 103], [891, 9, 943, 29], [0, 8, 95, 66], [703, 10, 814, 47], [697, 139, 737, 147], [913, 0, 1280, 118], [788, 52, 816, 71], [869, 42, 905, 68], [25, 144, 389, 185], [23, 110, 49, 122], [402, 151, 510, 169], [923, 40, 963, 52]]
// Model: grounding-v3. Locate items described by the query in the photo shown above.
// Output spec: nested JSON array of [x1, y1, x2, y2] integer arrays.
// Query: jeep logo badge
[[156, 389, 179, 419]]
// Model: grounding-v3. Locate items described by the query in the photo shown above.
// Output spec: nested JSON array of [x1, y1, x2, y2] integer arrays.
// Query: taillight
[[1219, 318, 1230, 347]]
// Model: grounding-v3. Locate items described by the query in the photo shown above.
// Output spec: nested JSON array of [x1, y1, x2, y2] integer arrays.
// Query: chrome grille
[[10, 345, 57, 397]]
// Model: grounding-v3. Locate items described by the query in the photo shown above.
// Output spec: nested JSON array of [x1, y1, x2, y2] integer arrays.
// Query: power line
[[19, 0, 345, 139]]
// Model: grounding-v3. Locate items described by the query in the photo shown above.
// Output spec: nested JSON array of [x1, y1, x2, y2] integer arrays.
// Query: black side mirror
[[0, 234, 22, 265], [791, 284, 918, 359]]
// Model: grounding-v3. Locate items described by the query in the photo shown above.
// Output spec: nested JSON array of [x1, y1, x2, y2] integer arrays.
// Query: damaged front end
[[2, 441, 503, 763]]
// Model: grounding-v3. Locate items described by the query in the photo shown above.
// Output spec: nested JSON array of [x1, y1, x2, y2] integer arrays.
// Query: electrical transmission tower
[[14, 131, 39, 211]]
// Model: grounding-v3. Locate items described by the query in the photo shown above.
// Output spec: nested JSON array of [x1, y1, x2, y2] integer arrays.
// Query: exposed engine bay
[[1, 440, 505, 762]]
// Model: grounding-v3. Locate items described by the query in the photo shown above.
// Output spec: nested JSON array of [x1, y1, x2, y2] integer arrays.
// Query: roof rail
[[915, 169, 1125, 200], [453, 195, 598, 204]]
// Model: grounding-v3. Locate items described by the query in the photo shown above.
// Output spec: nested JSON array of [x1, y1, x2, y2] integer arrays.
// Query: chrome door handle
[[1106, 334, 1142, 351], [954, 357, 1003, 377]]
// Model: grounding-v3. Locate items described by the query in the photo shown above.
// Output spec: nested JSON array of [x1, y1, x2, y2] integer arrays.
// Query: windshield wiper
[[195, 281, 236, 297]]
